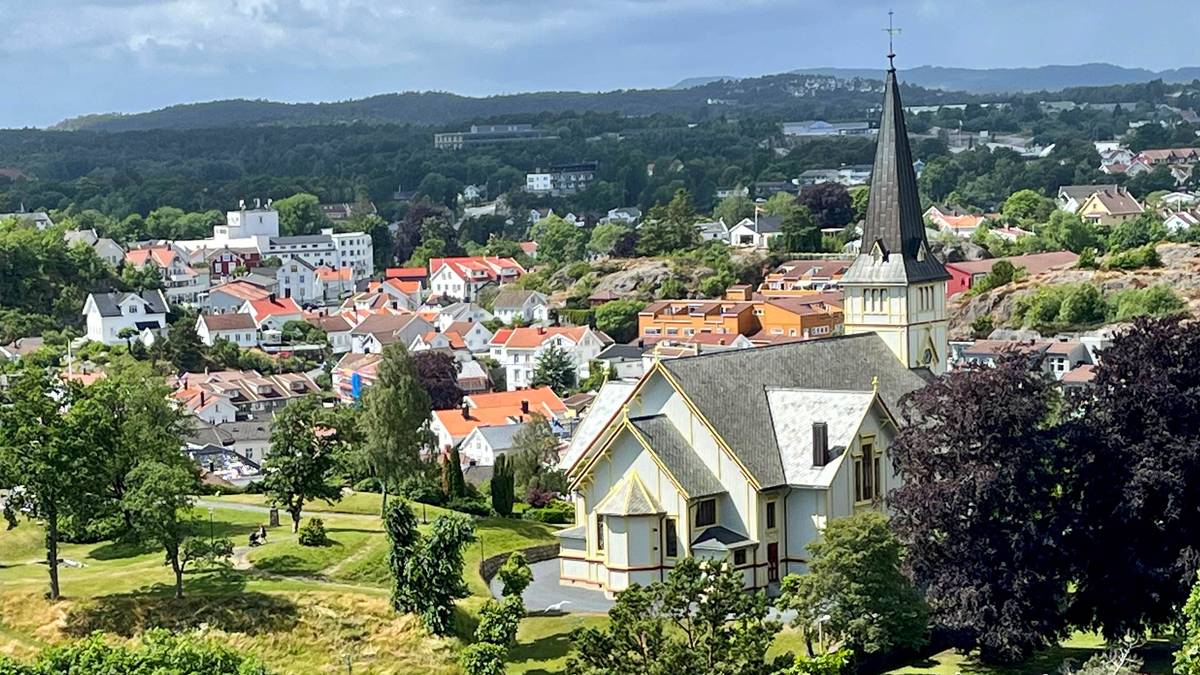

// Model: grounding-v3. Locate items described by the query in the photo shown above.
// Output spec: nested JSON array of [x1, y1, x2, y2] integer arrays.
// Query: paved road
[[489, 559, 614, 614]]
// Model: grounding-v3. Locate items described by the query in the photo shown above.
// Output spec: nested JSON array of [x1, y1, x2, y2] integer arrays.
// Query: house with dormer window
[[83, 290, 170, 345]]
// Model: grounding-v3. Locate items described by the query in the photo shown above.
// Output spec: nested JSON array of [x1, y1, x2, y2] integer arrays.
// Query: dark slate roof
[[630, 415, 725, 498], [659, 332, 929, 488], [90, 290, 169, 317], [691, 525, 756, 551], [848, 67, 949, 284], [598, 343, 645, 360]]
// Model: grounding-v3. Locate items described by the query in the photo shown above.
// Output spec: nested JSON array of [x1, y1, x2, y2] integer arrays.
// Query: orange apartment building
[[637, 287, 843, 343]]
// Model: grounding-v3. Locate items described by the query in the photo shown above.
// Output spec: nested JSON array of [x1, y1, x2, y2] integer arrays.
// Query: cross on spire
[[883, 10, 901, 70]]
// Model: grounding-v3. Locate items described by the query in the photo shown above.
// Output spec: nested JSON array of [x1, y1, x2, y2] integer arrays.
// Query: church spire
[[858, 51, 949, 283]]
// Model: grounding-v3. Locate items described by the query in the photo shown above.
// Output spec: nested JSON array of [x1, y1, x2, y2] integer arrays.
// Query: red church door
[[767, 543, 779, 582]]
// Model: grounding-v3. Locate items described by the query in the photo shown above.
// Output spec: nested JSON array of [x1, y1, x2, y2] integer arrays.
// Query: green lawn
[[7, 495, 1163, 675]]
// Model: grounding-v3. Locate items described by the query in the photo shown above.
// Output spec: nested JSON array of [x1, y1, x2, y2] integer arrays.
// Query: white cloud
[[0, 0, 786, 73]]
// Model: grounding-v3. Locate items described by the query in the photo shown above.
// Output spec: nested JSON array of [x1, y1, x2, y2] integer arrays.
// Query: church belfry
[[841, 46, 950, 374]]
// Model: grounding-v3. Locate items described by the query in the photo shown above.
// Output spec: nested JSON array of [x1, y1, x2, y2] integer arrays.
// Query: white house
[[428, 256, 525, 302], [350, 313, 435, 354], [459, 423, 529, 468], [728, 215, 783, 249], [488, 326, 610, 391], [1164, 210, 1200, 233], [83, 290, 170, 345], [308, 315, 354, 354], [556, 64, 950, 595], [241, 296, 303, 332], [443, 320, 494, 353], [275, 257, 318, 304], [125, 246, 210, 305], [433, 302, 494, 331], [196, 313, 259, 348], [492, 289, 551, 325]]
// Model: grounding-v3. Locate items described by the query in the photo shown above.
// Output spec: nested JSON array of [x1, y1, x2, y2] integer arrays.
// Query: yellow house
[[1077, 186, 1144, 226]]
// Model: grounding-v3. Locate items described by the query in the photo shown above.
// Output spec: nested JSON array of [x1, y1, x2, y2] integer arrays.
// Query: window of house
[[733, 548, 747, 565], [695, 499, 716, 528], [664, 518, 678, 558], [596, 516, 605, 552], [766, 500, 777, 530]]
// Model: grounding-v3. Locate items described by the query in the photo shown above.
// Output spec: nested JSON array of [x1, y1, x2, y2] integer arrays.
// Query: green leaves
[[779, 512, 928, 657], [568, 557, 783, 675], [384, 501, 476, 636]]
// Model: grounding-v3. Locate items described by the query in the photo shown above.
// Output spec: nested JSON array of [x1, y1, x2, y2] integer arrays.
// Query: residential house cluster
[[1101, 146, 1199, 185], [428, 256, 525, 302]]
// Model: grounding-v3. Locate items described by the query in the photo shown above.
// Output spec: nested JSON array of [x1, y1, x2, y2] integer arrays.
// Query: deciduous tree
[[121, 460, 202, 598], [0, 369, 101, 600], [1066, 316, 1200, 639], [889, 354, 1070, 664], [780, 511, 927, 658], [360, 344, 431, 513], [569, 557, 785, 674], [264, 397, 358, 532]]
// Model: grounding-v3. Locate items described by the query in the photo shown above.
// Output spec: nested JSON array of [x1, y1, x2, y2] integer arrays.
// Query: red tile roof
[[246, 297, 302, 322], [489, 326, 591, 349], [385, 267, 428, 280], [210, 280, 271, 302]]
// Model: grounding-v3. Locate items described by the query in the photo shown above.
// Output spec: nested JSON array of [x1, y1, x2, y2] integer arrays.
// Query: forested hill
[[788, 63, 1200, 93], [50, 73, 982, 133]]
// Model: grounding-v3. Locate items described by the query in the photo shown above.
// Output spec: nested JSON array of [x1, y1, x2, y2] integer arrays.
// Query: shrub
[[524, 499, 574, 524], [447, 497, 492, 517], [525, 486, 557, 508], [498, 552, 533, 601], [297, 518, 328, 547], [475, 596, 524, 647], [399, 474, 446, 506], [459, 642, 507, 675], [0, 629, 269, 674], [1102, 244, 1161, 271]]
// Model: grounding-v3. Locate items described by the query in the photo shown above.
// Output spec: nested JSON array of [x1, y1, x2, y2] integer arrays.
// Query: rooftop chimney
[[268, 292, 276, 303], [538, 326, 546, 335], [812, 422, 829, 467], [520, 399, 530, 414], [461, 401, 470, 419]]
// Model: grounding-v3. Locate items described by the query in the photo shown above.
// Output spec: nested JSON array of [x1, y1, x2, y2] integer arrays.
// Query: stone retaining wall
[[479, 543, 560, 583]]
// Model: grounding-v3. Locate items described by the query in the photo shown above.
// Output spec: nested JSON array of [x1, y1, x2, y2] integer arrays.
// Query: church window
[[733, 548, 747, 565], [766, 500, 777, 530], [866, 288, 886, 314], [664, 518, 678, 558], [695, 499, 716, 528], [596, 516, 605, 552]]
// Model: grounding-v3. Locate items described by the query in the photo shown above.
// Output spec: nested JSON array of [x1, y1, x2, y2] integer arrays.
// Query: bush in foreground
[[0, 629, 268, 674]]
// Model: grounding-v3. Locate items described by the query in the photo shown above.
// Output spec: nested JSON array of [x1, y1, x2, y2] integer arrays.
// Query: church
[[555, 59, 950, 594]]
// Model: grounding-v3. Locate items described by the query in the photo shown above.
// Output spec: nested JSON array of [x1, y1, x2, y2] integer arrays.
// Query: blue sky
[[2, 0, 1199, 128]]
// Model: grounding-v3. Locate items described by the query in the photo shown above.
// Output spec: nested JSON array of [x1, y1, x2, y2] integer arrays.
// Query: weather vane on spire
[[883, 10, 901, 69]]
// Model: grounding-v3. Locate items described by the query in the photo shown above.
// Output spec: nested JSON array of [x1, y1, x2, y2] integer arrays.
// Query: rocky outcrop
[[948, 243, 1200, 338]]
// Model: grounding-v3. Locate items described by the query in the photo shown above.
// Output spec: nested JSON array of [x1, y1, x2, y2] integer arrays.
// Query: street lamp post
[[208, 507, 214, 547]]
